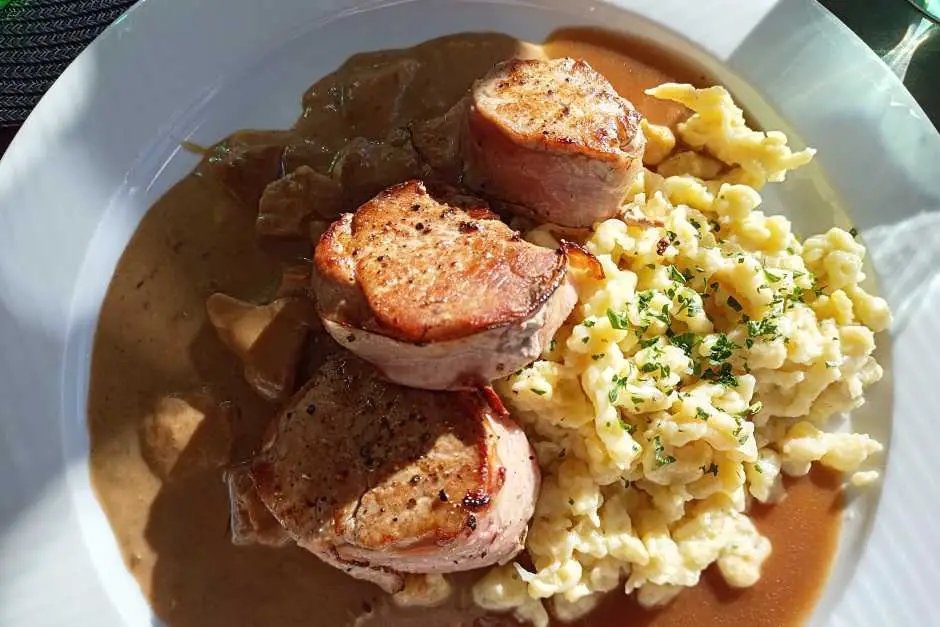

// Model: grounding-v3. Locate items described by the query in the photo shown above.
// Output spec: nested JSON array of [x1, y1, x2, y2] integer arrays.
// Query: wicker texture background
[[0, 0, 136, 125]]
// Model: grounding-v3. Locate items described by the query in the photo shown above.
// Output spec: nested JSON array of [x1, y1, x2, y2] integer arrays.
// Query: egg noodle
[[471, 83, 891, 625]]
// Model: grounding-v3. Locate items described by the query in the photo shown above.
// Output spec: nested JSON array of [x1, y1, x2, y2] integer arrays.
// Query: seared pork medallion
[[245, 352, 539, 593], [313, 180, 577, 390], [462, 57, 646, 227]]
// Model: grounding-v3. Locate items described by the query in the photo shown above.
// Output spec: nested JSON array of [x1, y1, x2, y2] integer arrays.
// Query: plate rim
[[1, 0, 939, 625]]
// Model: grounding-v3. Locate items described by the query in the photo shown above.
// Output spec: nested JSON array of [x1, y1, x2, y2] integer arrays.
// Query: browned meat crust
[[463, 57, 645, 227]]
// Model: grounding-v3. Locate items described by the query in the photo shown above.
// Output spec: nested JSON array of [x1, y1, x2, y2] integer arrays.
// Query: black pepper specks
[[467, 514, 477, 531], [306, 403, 317, 415], [439, 489, 449, 502], [462, 491, 491, 510]]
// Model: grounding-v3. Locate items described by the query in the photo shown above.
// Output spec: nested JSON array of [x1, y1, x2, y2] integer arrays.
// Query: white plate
[[1, 0, 939, 625]]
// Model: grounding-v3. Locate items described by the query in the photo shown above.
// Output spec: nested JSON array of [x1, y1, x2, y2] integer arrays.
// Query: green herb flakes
[[670, 332, 698, 356], [763, 268, 782, 283], [668, 265, 687, 283], [607, 308, 630, 330], [702, 362, 738, 387], [653, 435, 676, 467]]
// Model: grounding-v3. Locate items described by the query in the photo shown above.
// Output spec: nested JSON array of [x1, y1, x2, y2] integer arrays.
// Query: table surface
[[0, 0, 937, 156]]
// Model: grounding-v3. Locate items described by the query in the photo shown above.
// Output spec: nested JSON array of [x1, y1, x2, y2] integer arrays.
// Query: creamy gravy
[[88, 30, 841, 627]]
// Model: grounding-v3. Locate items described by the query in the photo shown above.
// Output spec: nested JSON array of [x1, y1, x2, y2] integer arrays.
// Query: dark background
[[0, 0, 938, 155]]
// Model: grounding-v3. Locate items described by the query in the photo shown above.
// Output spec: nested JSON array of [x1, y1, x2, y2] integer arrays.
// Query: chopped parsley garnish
[[549, 339, 556, 351], [708, 334, 738, 362], [607, 308, 630, 330], [640, 360, 670, 379], [583, 318, 596, 328], [653, 435, 676, 467], [592, 353, 606, 361], [789, 285, 806, 303], [670, 332, 698, 356], [849, 227, 859, 238], [619, 417, 636, 434], [738, 401, 763, 418], [689, 218, 702, 230], [668, 265, 687, 283], [639, 337, 660, 349], [732, 417, 750, 444], [531, 388, 547, 396], [695, 407, 710, 420], [702, 362, 738, 387], [703, 463, 719, 477], [581, 337, 590, 344], [763, 268, 782, 283], [631, 395, 644, 405], [727, 295, 743, 312], [746, 317, 778, 341], [753, 463, 764, 474], [653, 303, 671, 325], [608, 374, 629, 403], [675, 292, 699, 316], [637, 291, 655, 312]]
